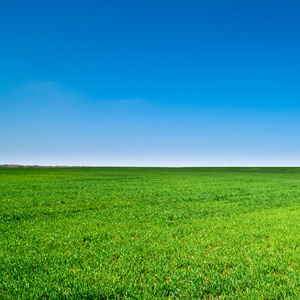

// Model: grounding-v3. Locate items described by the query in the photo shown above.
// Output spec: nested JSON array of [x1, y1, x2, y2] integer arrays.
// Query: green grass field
[[1, 167, 300, 299]]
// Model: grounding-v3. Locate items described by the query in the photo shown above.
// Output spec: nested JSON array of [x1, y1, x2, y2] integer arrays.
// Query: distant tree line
[[0, 164, 60, 168]]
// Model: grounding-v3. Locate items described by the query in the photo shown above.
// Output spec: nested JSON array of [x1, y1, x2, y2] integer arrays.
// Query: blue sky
[[1, 0, 300, 166]]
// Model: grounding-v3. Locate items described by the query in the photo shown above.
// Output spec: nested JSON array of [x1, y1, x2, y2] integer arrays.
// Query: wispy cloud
[[0, 81, 150, 122]]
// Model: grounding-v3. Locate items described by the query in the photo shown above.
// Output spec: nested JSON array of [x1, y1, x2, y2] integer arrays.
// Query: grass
[[1, 167, 300, 299]]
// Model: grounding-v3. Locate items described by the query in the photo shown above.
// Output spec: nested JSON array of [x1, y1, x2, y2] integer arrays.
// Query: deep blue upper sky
[[1, 0, 300, 166]]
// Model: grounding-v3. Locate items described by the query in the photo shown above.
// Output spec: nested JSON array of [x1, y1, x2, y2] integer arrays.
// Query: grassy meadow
[[1, 167, 300, 299]]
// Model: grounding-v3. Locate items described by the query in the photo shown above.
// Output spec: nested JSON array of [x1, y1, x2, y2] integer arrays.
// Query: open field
[[1, 167, 300, 299]]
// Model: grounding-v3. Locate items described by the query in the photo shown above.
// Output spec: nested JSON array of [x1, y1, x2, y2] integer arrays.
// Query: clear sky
[[1, 0, 300, 166]]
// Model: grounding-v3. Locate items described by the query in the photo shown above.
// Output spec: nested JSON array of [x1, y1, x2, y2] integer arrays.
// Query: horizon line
[[1, 164, 300, 168]]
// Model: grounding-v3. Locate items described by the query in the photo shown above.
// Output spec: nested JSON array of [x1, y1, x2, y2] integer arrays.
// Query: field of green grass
[[1, 167, 300, 299]]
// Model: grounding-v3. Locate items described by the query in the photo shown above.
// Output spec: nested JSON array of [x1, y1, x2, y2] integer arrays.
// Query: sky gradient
[[1, 0, 300, 166]]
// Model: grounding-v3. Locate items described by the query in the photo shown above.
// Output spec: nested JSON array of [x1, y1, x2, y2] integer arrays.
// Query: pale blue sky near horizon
[[1, 0, 300, 166]]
